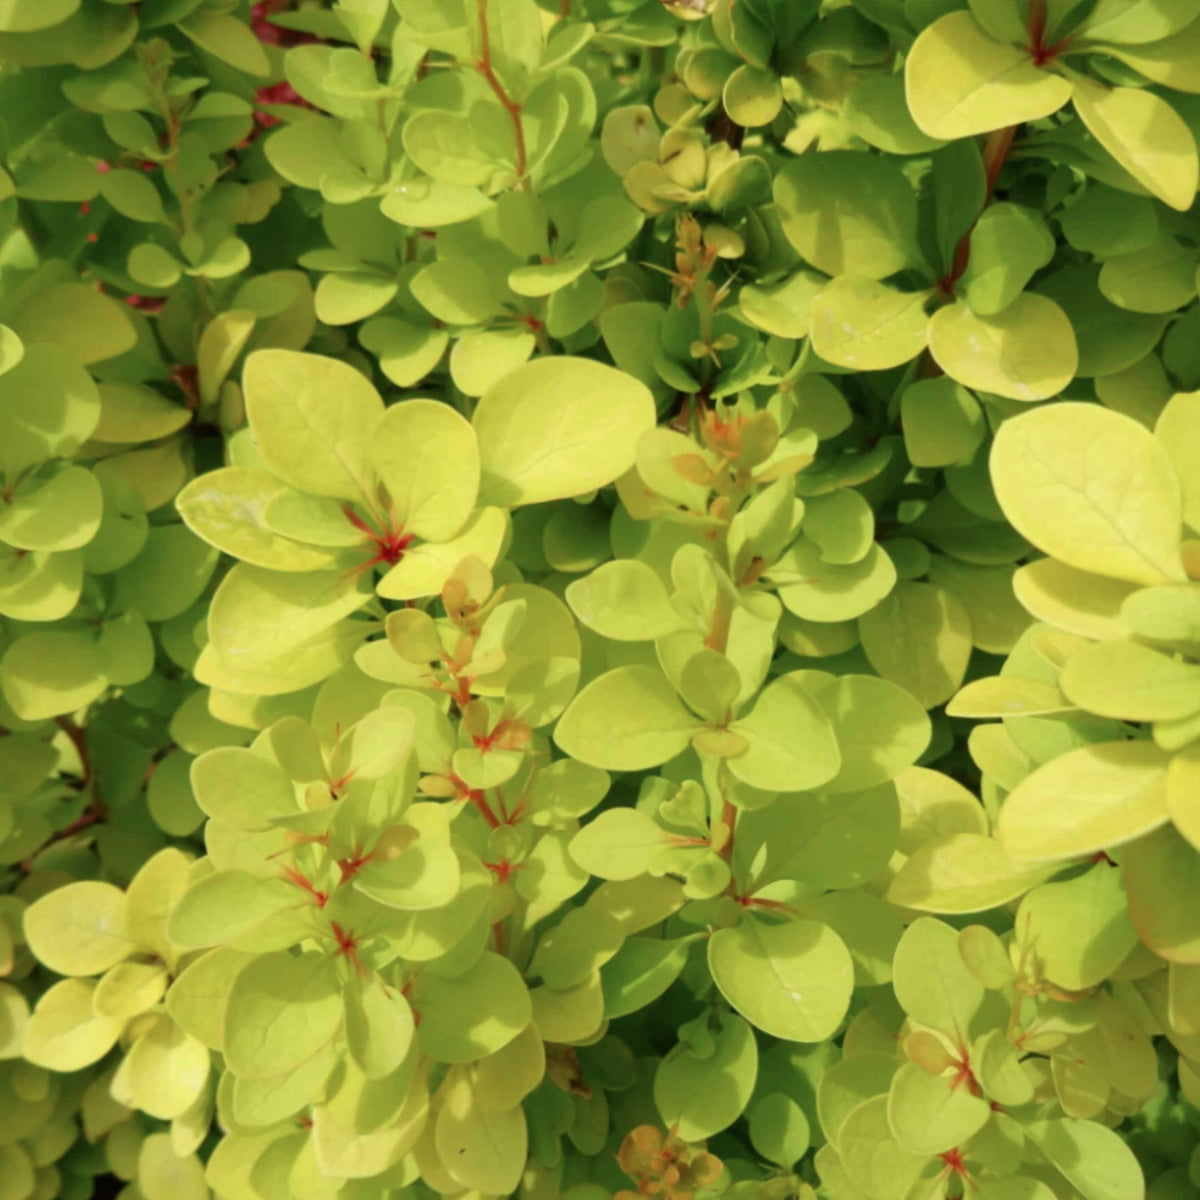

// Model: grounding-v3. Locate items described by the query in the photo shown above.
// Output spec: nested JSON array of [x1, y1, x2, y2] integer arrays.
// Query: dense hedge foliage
[[2, 1, 1200, 1199]]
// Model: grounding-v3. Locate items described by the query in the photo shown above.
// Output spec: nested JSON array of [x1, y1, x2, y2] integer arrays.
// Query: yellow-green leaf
[[991, 403, 1185, 586], [905, 12, 1073, 139], [997, 740, 1172, 862], [928, 294, 1077, 402]]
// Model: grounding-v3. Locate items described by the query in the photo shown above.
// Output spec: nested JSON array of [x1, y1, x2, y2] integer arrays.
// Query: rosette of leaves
[[176, 347, 656, 700], [928, 401, 1200, 1091], [602, 104, 773, 217], [814, 917, 1152, 1200], [153, 671, 637, 1195]]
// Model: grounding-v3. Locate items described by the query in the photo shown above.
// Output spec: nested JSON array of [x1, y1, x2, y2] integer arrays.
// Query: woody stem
[[475, 0, 527, 185]]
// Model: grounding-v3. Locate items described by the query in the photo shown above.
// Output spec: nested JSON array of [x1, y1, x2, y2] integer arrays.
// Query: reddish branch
[[475, 0, 527, 182], [937, 125, 1018, 296], [1026, 0, 1072, 66], [55, 717, 93, 788], [20, 719, 106, 868]]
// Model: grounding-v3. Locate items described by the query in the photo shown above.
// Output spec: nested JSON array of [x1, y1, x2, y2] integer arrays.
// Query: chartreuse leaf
[[997, 741, 1171, 861], [811, 674, 931, 794], [530, 907, 623, 990], [843, 73, 946, 154], [809, 278, 929, 371], [888, 834, 1058, 914], [1012, 560, 1133, 642], [1124, 825, 1200, 963], [138, 1134, 207, 1200], [749, 1093, 810, 1167], [93, 961, 167, 1020], [991, 402, 1186, 586], [1, 628, 108, 719], [0, 465, 101, 551], [0, 344, 100, 479], [769, 539, 897, 623], [0, 0, 80, 31], [838, 1095, 931, 1200], [566, 559, 686, 641], [242, 349, 383, 503], [600, 935, 693, 1020], [892, 917, 984, 1041], [774, 152, 918, 280], [224, 951, 343, 1079], [11, 283, 136, 365], [1060, 639, 1200, 721], [709, 916, 854, 1042], [473, 1022, 544, 1112], [905, 12, 1072, 139], [818, 1054, 899, 1147], [415, 952, 531, 1062], [1156, 390, 1200, 533], [167, 869, 305, 951], [1024, 1118, 1144, 1200], [570, 809, 675, 881], [434, 1069, 526, 1195], [344, 976, 414, 1080], [178, 9, 270, 76], [554, 665, 700, 771], [1070, 74, 1199, 213], [176, 468, 345, 572], [207, 564, 371, 671], [368, 400, 479, 542], [858, 581, 972, 710], [474, 357, 655, 507], [655, 1012, 758, 1140], [24, 979, 123, 1071], [928, 294, 1078, 402], [901, 378, 985, 468], [886, 1061, 990, 1155], [947, 675, 1074, 718], [23, 882, 135, 976], [1168, 745, 1200, 852], [167, 948, 254, 1052], [960, 202, 1056, 316], [974, 1028, 1033, 1107], [114, 1017, 210, 1121], [746, 784, 897, 892], [1017, 864, 1137, 990], [1078, 0, 1200, 42], [191, 745, 297, 829], [728, 673, 841, 792]]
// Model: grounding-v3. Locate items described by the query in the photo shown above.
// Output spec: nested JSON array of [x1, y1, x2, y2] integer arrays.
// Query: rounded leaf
[[997, 741, 1171, 862], [709, 916, 854, 1042], [24, 881, 135, 977], [905, 12, 1072, 139], [473, 357, 655, 507], [991, 402, 1185, 586], [928, 294, 1077, 402], [370, 399, 480, 542]]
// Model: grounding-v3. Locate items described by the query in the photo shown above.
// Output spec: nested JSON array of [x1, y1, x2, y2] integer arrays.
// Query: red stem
[[475, 0, 527, 183], [55, 716, 94, 788], [1027, 0, 1048, 52], [941, 124, 1018, 293], [457, 780, 501, 829]]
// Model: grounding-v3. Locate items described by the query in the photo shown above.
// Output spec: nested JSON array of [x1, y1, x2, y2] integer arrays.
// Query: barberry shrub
[[1, 1, 1199, 1200]]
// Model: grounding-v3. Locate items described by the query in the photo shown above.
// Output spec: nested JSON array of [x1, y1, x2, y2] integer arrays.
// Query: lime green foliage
[[2, 2, 1200, 1200]]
